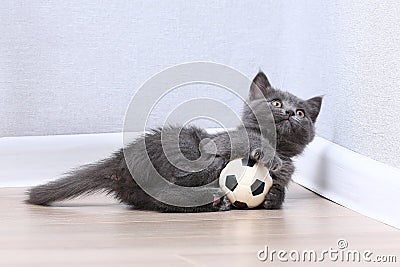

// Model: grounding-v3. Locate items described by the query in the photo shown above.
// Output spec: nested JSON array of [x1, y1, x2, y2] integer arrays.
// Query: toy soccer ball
[[219, 157, 273, 208]]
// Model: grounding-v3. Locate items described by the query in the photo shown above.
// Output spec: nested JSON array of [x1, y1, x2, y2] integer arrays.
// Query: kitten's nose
[[285, 110, 295, 116]]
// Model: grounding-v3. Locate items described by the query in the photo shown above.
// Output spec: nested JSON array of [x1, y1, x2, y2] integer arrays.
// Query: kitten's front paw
[[213, 194, 231, 211], [250, 148, 282, 172], [263, 185, 285, 210], [269, 155, 282, 173]]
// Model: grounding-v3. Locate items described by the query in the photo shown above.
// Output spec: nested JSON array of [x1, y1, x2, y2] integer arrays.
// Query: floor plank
[[0, 183, 398, 266]]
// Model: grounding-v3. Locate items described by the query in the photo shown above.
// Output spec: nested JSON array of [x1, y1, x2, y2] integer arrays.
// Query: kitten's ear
[[249, 71, 271, 101], [306, 96, 323, 122]]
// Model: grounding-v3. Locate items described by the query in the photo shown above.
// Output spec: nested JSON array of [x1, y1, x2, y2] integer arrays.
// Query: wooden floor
[[0, 184, 398, 267]]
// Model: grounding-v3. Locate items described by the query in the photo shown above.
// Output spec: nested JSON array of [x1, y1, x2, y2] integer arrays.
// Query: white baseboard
[[293, 136, 400, 229], [0, 133, 126, 187], [1, 133, 399, 229]]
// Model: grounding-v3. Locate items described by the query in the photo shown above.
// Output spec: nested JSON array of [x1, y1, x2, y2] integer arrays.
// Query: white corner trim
[[293, 136, 400, 229]]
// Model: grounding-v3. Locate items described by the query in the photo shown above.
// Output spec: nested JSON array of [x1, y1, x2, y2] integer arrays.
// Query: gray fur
[[243, 71, 323, 208], [26, 71, 322, 212]]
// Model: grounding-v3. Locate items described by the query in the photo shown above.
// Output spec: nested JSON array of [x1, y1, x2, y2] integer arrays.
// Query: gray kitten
[[27, 71, 322, 212]]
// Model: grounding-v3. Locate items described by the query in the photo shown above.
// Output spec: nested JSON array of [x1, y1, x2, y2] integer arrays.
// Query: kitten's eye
[[296, 109, 305, 118], [271, 100, 282, 108]]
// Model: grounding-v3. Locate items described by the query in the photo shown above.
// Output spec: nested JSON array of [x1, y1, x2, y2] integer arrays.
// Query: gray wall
[[1, 1, 400, 168], [0, 0, 279, 136], [268, 1, 400, 169]]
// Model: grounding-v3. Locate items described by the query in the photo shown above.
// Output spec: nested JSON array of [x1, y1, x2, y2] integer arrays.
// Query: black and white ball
[[219, 157, 273, 208]]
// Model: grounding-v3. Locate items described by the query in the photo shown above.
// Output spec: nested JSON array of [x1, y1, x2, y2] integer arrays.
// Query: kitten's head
[[242, 71, 322, 157]]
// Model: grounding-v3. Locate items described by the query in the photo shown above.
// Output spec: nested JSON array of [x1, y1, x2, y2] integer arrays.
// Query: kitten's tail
[[26, 153, 123, 205]]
